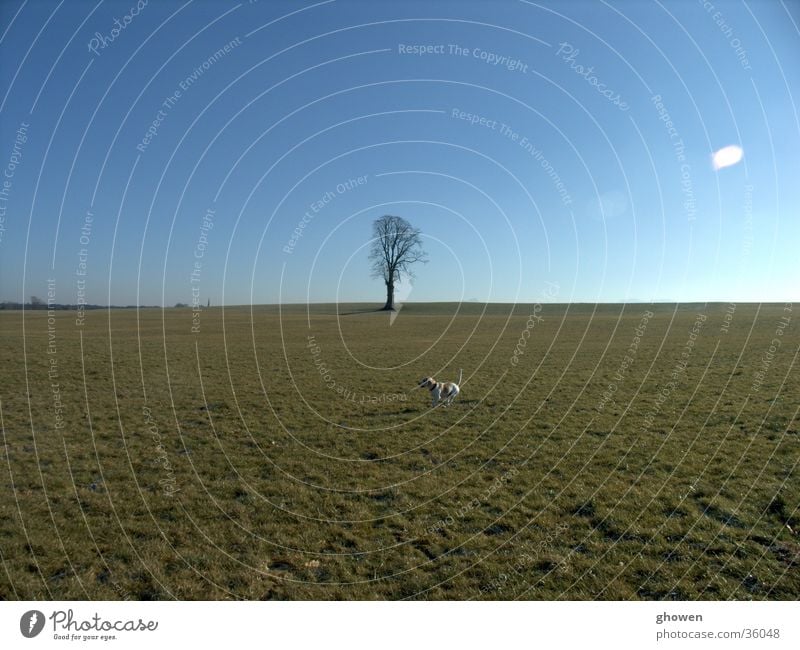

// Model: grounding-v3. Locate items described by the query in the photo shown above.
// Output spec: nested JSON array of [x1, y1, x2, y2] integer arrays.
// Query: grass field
[[0, 302, 797, 600]]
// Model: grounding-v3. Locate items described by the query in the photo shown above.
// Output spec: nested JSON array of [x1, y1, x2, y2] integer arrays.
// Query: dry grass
[[0, 302, 797, 600]]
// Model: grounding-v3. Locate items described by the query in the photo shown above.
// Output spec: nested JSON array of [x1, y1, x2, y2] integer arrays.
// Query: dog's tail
[[457, 368, 463, 385]]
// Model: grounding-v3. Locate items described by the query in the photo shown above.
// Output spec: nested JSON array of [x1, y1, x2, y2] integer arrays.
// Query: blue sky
[[0, 0, 798, 306]]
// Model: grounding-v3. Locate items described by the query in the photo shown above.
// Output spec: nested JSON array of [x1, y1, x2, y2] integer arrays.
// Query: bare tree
[[369, 215, 427, 311]]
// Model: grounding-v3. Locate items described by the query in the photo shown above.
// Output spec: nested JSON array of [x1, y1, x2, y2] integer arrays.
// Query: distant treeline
[[0, 302, 159, 310]]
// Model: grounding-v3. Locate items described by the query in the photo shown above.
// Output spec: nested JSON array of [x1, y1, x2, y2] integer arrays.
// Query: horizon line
[[1, 299, 793, 310]]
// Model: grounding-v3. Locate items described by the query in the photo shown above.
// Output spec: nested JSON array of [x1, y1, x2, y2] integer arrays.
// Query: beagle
[[417, 369, 462, 407]]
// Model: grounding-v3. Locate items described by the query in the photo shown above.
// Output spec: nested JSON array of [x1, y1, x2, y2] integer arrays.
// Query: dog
[[417, 369, 462, 407]]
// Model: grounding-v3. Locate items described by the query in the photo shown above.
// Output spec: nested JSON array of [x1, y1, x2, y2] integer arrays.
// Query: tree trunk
[[383, 280, 395, 311]]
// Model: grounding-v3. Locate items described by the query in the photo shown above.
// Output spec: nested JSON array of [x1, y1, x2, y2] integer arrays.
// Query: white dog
[[417, 369, 462, 407]]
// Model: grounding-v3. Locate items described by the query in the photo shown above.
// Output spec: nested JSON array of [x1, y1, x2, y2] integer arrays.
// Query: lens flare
[[712, 145, 744, 170]]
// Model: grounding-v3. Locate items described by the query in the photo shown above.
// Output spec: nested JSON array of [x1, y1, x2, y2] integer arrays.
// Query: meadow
[[0, 302, 797, 600]]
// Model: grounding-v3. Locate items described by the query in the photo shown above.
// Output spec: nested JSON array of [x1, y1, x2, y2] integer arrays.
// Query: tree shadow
[[338, 306, 393, 316]]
